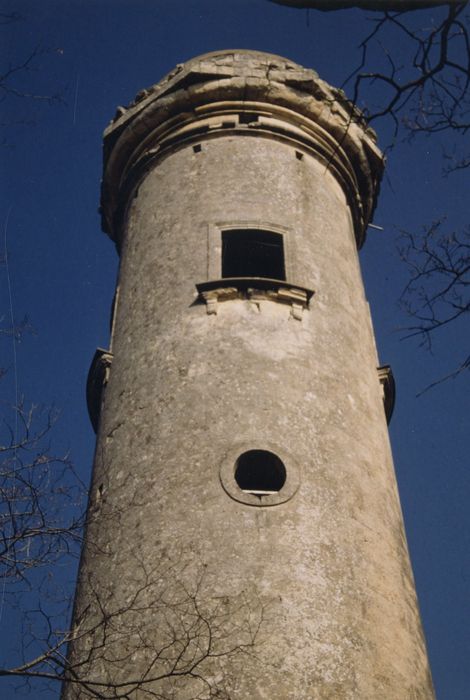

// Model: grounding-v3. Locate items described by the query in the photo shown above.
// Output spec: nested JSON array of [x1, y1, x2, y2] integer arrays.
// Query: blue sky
[[1, 1, 469, 698]]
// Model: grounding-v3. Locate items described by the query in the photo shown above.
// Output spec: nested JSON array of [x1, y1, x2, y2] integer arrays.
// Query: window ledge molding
[[196, 278, 314, 320]]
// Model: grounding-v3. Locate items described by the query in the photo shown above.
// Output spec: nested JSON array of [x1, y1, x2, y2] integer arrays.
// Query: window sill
[[196, 278, 314, 319]]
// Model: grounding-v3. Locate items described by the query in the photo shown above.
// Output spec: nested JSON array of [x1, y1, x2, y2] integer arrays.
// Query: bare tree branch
[[398, 219, 470, 384], [270, 1, 454, 9], [0, 12, 23, 26], [341, 6, 470, 139], [1, 552, 265, 700], [0, 401, 85, 588], [0, 44, 64, 106], [277, 1, 470, 385]]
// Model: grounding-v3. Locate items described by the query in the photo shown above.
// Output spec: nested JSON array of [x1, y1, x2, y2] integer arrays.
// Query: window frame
[[221, 228, 286, 282], [207, 222, 292, 282]]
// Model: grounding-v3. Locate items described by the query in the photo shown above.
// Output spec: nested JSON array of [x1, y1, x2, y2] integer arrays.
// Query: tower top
[[101, 50, 384, 248]]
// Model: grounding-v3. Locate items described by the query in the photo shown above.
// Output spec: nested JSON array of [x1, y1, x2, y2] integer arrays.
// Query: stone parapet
[[101, 50, 384, 249]]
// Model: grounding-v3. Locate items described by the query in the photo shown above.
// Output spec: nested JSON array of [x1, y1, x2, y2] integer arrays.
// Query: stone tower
[[65, 51, 435, 699]]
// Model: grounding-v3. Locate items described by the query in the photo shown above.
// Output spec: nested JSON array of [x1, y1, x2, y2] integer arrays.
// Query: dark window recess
[[222, 229, 286, 280], [239, 112, 259, 124], [235, 450, 287, 494]]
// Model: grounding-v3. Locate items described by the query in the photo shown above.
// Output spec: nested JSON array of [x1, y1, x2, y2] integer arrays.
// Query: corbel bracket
[[196, 278, 314, 319]]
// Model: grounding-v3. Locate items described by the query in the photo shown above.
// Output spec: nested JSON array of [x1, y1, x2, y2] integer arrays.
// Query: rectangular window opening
[[222, 229, 286, 281]]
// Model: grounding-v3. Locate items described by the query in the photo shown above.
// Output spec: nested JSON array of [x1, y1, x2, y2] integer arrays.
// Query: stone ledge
[[101, 50, 384, 249], [196, 278, 314, 320]]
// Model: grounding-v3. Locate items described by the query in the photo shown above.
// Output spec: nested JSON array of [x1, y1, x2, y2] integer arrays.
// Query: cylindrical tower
[[66, 51, 434, 699]]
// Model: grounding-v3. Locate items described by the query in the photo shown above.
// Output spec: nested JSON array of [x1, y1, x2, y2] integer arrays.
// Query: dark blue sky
[[1, 1, 469, 698]]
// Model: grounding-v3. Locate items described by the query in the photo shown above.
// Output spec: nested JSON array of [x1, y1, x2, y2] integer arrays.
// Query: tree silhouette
[[273, 0, 470, 383], [1, 550, 264, 700]]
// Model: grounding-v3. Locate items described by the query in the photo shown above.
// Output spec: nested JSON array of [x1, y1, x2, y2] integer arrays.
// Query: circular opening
[[234, 450, 286, 494]]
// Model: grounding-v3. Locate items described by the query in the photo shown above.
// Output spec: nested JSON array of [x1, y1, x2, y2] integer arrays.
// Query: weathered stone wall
[[63, 51, 434, 699]]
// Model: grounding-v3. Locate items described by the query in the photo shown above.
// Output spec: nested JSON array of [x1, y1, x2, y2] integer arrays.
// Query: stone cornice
[[101, 50, 384, 249]]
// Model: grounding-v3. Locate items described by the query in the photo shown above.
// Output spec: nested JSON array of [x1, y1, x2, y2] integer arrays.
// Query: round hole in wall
[[220, 443, 299, 507], [234, 449, 286, 494]]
